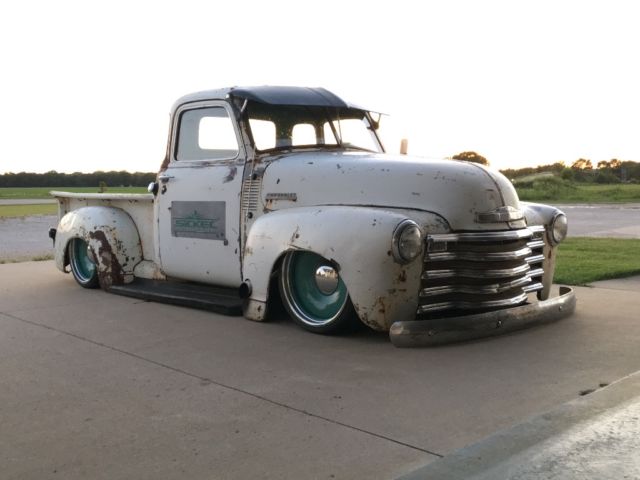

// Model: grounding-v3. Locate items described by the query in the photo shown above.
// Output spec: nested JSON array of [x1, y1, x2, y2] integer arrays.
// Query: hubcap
[[282, 251, 348, 326], [314, 265, 339, 294]]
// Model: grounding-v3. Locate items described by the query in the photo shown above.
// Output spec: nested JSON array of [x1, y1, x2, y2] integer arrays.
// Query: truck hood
[[259, 151, 521, 231]]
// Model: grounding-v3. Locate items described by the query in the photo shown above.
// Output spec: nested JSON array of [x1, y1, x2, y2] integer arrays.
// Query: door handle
[[158, 175, 174, 183]]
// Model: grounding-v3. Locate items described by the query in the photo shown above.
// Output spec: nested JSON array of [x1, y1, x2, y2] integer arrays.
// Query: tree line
[[500, 159, 640, 183], [0, 171, 156, 188], [3, 156, 639, 187]]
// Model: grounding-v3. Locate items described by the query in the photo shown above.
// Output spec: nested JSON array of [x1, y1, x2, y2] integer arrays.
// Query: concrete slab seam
[[0, 311, 443, 459]]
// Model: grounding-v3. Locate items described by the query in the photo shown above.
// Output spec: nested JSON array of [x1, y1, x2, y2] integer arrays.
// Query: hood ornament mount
[[475, 206, 524, 223]]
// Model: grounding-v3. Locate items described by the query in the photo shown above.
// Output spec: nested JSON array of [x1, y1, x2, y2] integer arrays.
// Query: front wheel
[[279, 251, 359, 334], [68, 238, 99, 289]]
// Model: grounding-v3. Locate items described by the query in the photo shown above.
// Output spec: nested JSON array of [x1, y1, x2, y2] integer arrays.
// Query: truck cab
[[51, 86, 575, 346]]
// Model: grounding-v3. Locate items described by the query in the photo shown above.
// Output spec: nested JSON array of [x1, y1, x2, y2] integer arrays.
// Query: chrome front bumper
[[389, 286, 576, 347]]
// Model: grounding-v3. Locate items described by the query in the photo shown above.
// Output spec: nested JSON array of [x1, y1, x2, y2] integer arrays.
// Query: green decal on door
[[171, 201, 226, 240]]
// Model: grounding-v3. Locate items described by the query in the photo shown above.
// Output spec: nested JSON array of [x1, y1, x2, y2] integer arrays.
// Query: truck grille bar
[[418, 226, 546, 317]]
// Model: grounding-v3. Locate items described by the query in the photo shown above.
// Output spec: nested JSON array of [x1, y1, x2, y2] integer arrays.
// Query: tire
[[279, 251, 359, 334], [68, 238, 99, 289]]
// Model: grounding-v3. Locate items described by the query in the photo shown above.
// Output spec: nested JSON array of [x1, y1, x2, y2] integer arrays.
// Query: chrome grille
[[418, 226, 546, 317]]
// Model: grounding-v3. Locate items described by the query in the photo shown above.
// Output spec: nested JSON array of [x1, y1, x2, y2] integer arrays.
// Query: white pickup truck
[[50, 86, 575, 346]]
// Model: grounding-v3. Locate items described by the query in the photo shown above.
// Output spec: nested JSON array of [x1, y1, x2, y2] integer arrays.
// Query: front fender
[[54, 206, 143, 288], [242, 206, 448, 331]]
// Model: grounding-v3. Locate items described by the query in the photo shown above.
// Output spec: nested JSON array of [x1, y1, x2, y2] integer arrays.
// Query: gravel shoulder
[[0, 215, 57, 262]]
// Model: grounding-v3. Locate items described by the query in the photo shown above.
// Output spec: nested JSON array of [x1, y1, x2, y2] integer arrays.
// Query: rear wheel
[[68, 238, 99, 289], [279, 251, 358, 334]]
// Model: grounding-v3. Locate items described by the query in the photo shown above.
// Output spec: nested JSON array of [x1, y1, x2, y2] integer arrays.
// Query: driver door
[[156, 101, 245, 287]]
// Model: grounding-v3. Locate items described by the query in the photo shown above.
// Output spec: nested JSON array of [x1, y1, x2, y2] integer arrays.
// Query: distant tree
[[452, 151, 489, 166], [561, 168, 574, 181], [595, 171, 621, 184], [0, 171, 156, 188], [571, 158, 593, 170], [597, 160, 609, 170]]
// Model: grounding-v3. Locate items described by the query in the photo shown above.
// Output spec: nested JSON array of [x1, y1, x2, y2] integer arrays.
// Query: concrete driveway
[[1, 261, 640, 479]]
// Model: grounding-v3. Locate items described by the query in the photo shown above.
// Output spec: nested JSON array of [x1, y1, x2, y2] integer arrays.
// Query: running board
[[108, 279, 243, 316]]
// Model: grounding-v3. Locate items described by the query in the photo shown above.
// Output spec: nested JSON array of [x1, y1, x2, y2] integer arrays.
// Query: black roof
[[172, 86, 375, 113], [229, 86, 350, 108]]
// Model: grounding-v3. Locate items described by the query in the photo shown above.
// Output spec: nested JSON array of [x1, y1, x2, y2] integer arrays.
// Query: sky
[[1, 0, 639, 174]]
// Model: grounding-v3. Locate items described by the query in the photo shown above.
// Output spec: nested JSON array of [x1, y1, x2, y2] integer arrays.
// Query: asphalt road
[[557, 203, 640, 238], [1, 262, 640, 479]]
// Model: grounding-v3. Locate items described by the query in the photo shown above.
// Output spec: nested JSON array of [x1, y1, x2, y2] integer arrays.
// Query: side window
[[292, 123, 315, 145], [176, 107, 239, 161]]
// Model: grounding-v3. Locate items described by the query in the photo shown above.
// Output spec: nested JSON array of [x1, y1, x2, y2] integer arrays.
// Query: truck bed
[[50, 190, 156, 262]]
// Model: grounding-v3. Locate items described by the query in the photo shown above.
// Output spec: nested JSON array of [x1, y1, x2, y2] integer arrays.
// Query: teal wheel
[[279, 251, 358, 334], [68, 238, 99, 289]]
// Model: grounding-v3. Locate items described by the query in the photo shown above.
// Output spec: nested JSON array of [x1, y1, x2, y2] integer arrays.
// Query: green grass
[[511, 172, 555, 184], [555, 237, 640, 285], [0, 204, 58, 218], [517, 182, 640, 203], [0, 186, 147, 200]]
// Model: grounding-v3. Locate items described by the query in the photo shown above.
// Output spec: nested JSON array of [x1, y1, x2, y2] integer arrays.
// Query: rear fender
[[54, 206, 143, 288], [242, 206, 449, 331]]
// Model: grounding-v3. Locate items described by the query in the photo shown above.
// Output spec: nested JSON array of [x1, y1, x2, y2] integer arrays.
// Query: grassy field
[[0, 186, 147, 199], [0, 204, 58, 218], [555, 237, 640, 285], [516, 181, 640, 203]]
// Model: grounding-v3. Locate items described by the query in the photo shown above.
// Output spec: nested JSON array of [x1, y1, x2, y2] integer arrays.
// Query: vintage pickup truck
[[49, 86, 575, 347]]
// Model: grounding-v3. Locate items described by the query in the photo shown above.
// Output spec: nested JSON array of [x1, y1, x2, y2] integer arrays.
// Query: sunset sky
[[1, 0, 638, 173]]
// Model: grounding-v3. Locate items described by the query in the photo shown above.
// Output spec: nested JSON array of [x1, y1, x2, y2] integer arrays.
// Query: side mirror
[[148, 182, 159, 195]]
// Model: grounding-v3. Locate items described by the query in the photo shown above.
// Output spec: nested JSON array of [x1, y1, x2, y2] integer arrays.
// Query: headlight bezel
[[549, 212, 568, 245], [392, 219, 424, 264]]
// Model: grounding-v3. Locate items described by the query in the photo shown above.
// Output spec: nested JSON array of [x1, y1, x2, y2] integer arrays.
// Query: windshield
[[245, 101, 383, 153]]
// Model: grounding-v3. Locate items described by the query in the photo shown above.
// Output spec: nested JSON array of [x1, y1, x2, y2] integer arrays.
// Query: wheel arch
[[242, 206, 441, 331], [54, 206, 144, 288]]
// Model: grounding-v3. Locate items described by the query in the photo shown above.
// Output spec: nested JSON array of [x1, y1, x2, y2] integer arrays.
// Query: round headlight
[[392, 220, 423, 264], [550, 212, 568, 245]]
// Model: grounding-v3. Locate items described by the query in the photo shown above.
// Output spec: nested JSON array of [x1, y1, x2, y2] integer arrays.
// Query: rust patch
[[88, 230, 124, 288], [159, 157, 170, 172], [397, 270, 407, 283], [375, 297, 387, 315], [223, 166, 237, 183], [264, 198, 275, 212], [289, 226, 300, 244]]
